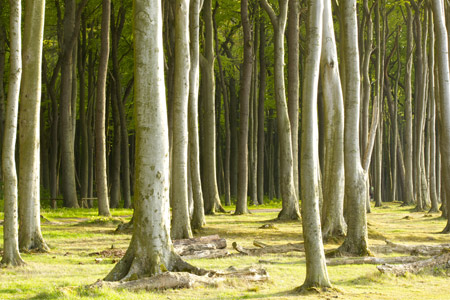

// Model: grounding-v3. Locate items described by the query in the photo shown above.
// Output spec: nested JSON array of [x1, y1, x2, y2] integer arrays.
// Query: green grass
[[0, 202, 449, 299]]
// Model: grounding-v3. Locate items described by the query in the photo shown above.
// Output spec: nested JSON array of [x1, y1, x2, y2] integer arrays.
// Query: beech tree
[[95, 0, 111, 217], [299, 0, 331, 290], [171, 0, 193, 239], [260, 0, 300, 221], [105, 0, 203, 280], [335, 0, 370, 256], [2, 0, 25, 266], [18, 0, 49, 252]]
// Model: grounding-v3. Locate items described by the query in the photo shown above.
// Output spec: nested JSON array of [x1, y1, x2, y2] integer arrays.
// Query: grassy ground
[[0, 202, 449, 300]]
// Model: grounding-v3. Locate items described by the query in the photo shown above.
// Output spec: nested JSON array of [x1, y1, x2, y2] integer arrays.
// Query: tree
[[320, 0, 346, 241], [189, 0, 206, 230], [298, 0, 331, 290], [335, 0, 370, 256], [171, 0, 193, 239], [2, 0, 25, 266], [260, 0, 300, 221], [18, 0, 49, 252], [200, 0, 225, 214], [235, 0, 252, 215], [430, 0, 450, 233], [105, 0, 203, 280], [95, 0, 112, 217]]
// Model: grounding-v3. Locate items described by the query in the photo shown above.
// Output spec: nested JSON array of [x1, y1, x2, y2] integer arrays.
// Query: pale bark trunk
[[257, 20, 266, 205], [428, 9, 439, 213], [171, 0, 193, 239], [288, 0, 300, 198], [320, 0, 346, 241], [336, 0, 370, 256], [18, 0, 49, 252], [60, 0, 83, 208], [298, 0, 331, 290], [2, 0, 25, 266], [404, 4, 414, 206], [96, 0, 111, 217], [189, 0, 206, 229], [431, 0, 450, 233], [105, 0, 202, 280], [260, 0, 300, 221], [200, 0, 224, 214], [235, 0, 252, 215]]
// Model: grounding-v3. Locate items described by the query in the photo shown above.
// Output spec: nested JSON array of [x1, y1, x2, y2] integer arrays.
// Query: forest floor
[[0, 201, 449, 299]]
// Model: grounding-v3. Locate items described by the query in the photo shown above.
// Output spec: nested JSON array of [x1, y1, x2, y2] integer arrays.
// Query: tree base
[[95, 267, 268, 291], [1, 253, 25, 267], [277, 209, 301, 221], [326, 241, 372, 258]]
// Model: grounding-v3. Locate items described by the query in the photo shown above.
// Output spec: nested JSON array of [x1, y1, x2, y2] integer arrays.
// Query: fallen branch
[[372, 240, 450, 256], [326, 256, 425, 266], [377, 251, 450, 276], [232, 241, 304, 256]]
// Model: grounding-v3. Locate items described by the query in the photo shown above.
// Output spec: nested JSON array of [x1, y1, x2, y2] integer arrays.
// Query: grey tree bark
[[171, 0, 193, 239], [430, 0, 450, 233], [335, 0, 370, 256], [260, 0, 300, 221], [235, 0, 253, 215], [105, 0, 203, 279], [2, 0, 25, 266], [257, 19, 266, 205], [200, 0, 225, 214], [287, 0, 300, 199], [189, 0, 206, 230], [96, 0, 112, 217], [298, 0, 332, 290], [320, 0, 346, 241], [18, 0, 49, 252]]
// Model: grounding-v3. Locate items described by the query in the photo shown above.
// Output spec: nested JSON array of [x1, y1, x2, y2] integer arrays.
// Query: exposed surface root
[[91, 266, 268, 291]]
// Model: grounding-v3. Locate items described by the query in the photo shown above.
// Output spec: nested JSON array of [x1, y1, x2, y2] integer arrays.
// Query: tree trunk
[[260, 0, 300, 221], [287, 0, 300, 199], [2, 0, 25, 266], [257, 19, 266, 205], [60, 0, 84, 208], [200, 0, 225, 214], [189, 0, 206, 230], [18, 0, 49, 252], [320, 0, 346, 241], [95, 0, 111, 216], [171, 0, 193, 240], [336, 0, 370, 257], [298, 0, 331, 290], [105, 0, 203, 280], [403, 4, 415, 206], [235, 0, 252, 215], [431, 0, 450, 233]]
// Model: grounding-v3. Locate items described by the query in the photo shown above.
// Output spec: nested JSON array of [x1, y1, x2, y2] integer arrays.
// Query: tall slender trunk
[[320, 0, 346, 241], [403, 4, 414, 206], [96, 0, 112, 216], [2, 0, 25, 266], [189, 0, 206, 230], [18, 0, 49, 252], [257, 19, 266, 205], [260, 0, 300, 220], [298, 0, 331, 290], [235, 0, 253, 215], [336, 0, 370, 257], [200, 0, 224, 214], [287, 0, 300, 198], [171, 0, 193, 239]]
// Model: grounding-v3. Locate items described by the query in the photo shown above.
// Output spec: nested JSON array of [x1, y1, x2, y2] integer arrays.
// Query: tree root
[[91, 266, 268, 291]]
